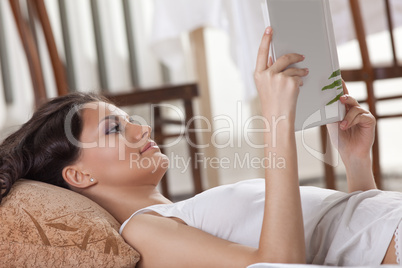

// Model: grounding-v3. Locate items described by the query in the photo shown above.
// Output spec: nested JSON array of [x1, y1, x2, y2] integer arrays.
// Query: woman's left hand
[[327, 80, 376, 161]]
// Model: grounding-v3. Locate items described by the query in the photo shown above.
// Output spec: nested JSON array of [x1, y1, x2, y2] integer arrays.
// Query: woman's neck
[[84, 185, 172, 224]]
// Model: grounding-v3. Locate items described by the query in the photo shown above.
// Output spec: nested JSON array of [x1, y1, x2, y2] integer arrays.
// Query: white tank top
[[120, 179, 402, 265]]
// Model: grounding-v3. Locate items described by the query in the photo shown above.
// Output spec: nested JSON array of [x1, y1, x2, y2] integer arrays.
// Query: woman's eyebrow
[[98, 114, 131, 125], [98, 115, 120, 127]]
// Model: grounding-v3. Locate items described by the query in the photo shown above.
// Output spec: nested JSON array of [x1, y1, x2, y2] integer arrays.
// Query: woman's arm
[[327, 81, 377, 192], [122, 27, 308, 267], [344, 155, 376, 193], [254, 27, 306, 263]]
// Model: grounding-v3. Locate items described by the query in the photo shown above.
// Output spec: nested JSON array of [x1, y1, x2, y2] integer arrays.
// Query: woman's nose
[[142, 125, 152, 139], [125, 123, 151, 143]]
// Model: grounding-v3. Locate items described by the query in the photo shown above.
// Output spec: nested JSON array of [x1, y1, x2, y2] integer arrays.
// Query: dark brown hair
[[0, 92, 109, 204]]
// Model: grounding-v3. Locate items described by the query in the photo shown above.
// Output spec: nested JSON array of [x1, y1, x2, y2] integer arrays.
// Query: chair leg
[[154, 99, 203, 199], [159, 149, 170, 200], [365, 81, 382, 189], [320, 126, 336, 189], [153, 105, 171, 200], [184, 99, 203, 195], [372, 126, 382, 189], [349, 0, 382, 189]]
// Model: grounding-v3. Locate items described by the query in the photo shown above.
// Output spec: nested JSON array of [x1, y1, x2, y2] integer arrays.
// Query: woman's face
[[75, 101, 169, 188]]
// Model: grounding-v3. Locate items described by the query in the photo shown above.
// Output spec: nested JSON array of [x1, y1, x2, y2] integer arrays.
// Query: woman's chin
[[151, 154, 170, 174]]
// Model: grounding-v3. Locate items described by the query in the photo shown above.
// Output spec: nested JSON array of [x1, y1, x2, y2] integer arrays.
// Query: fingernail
[[305, 68, 309, 74], [340, 120, 348, 129], [265, 27, 272, 35], [342, 94, 348, 100]]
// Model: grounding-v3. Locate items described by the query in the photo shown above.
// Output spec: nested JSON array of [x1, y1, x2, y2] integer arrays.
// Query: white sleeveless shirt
[[120, 179, 402, 265]]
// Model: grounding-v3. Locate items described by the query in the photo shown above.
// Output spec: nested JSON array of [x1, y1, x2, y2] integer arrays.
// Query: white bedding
[[248, 264, 400, 268]]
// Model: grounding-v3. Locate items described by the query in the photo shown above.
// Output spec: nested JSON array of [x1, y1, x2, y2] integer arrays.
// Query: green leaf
[[326, 92, 344, 106], [328, 69, 341, 79], [322, 79, 342, 91], [337, 86, 343, 90]]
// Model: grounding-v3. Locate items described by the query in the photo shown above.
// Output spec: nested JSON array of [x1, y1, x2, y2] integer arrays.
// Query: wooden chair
[[9, 0, 203, 199], [322, 0, 402, 189]]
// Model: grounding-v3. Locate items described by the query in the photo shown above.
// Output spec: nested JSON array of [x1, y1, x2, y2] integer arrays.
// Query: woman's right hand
[[253, 27, 307, 263], [254, 27, 309, 123]]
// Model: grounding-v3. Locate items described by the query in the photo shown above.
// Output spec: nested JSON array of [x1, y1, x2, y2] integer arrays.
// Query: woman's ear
[[62, 166, 96, 189]]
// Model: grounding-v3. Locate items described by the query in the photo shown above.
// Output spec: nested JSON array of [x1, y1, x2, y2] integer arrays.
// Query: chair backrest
[[9, 0, 68, 108], [343, 0, 402, 83], [9, 0, 203, 199], [332, 0, 402, 189], [9, 0, 170, 106]]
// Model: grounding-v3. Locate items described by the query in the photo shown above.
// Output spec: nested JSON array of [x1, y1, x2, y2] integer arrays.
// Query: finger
[[283, 67, 309, 77], [267, 56, 273, 68], [343, 113, 376, 131], [270, 53, 305, 74], [339, 80, 351, 113], [255, 27, 273, 72], [291, 76, 304, 87], [340, 106, 370, 130], [340, 94, 359, 107], [342, 80, 349, 95]]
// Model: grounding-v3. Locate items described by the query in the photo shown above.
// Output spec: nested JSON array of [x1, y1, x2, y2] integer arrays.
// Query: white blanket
[[248, 264, 400, 268]]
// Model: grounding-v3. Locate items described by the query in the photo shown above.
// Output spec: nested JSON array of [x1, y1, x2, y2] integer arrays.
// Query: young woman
[[0, 27, 400, 267]]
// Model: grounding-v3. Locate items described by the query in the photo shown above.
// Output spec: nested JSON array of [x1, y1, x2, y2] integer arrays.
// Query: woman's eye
[[106, 123, 121, 134]]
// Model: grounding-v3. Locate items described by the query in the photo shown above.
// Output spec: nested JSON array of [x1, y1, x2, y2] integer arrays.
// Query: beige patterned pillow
[[0, 179, 140, 267]]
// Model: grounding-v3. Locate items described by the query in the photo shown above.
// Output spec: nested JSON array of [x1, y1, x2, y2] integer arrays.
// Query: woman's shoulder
[[119, 203, 176, 234]]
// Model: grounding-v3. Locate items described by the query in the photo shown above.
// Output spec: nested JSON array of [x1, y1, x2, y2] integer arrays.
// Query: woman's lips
[[140, 141, 157, 154]]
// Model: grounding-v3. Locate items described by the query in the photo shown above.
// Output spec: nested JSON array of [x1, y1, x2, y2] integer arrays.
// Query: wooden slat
[[349, 0, 382, 188], [156, 119, 184, 125], [378, 114, 402, 120], [58, 0, 77, 91], [355, 95, 402, 106], [0, 2, 13, 103], [32, 0, 69, 96], [320, 126, 336, 189], [374, 66, 402, 80], [384, 0, 398, 66], [90, 0, 109, 90], [9, 0, 47, 107], [184, 98, 203, 195], [342, 66, 402, 81], [122, 0, 139, 87], [104, 83, 199, 106], [377, 94, 402, 102]]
